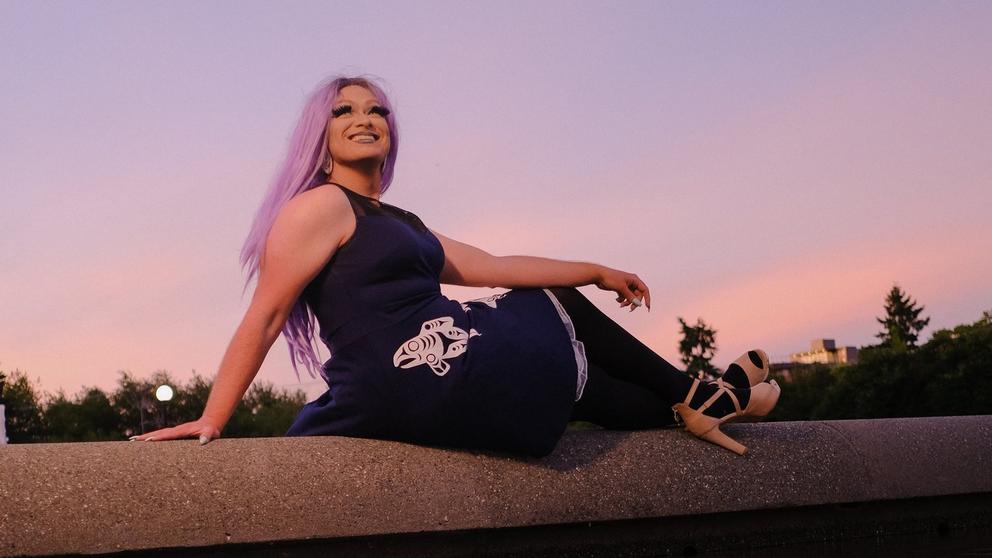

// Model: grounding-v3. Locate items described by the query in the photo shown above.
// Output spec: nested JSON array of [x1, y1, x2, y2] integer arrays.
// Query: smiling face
[[325, 84, 392, 171]]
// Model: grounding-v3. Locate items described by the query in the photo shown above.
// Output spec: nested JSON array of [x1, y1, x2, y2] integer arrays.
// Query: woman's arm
[[493, 255, 604, 290], [132, 187, 354, 442], [430, 228, 599, 288], [431, 229, 651, 311]]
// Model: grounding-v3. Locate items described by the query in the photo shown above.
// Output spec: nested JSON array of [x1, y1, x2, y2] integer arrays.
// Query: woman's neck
[[328, 164, 382, 200]]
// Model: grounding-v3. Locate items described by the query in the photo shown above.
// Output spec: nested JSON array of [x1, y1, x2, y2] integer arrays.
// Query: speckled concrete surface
[[0, 416, 990, 557]]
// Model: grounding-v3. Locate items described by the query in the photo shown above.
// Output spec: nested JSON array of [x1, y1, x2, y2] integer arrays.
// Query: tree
[[225, 381, 307, 438], [110, 370, 180, 437], [766, 363, 838, 421], [0, 369, 45, 443], [170, 371, 212, 425], [677, 317, 720, 380], [4, 367, 309, 442], [111, 370, 306, 439], [876, 284, 931, 350], [770, 310, 992, 421], [44, 387, 121, 442]]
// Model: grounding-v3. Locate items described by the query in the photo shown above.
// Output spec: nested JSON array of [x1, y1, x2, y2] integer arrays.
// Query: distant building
[[771, 339, 859, 382], [791, 339, 859, 366]]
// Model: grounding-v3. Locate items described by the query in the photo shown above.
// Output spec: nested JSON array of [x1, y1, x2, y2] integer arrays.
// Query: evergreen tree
[[677, 317, 720, 380], [876, 284, 931, 349]]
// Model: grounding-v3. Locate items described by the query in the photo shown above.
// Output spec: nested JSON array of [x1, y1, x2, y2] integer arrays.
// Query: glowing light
[[155, 385, 174, 402]]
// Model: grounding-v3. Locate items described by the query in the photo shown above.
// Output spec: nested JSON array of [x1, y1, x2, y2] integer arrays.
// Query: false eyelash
[[370, 106, 391, 117], [331, 105, 352, 117]]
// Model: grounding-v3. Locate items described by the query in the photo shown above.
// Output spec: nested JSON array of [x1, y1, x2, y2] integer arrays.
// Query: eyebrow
[[332, 98, 382, 107]]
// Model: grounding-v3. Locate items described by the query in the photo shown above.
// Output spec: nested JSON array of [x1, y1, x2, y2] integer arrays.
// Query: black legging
[[547, 287, 747, 429]]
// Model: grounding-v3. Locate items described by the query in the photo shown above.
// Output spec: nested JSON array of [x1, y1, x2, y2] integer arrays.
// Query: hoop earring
[[322, 153, 333, 175]]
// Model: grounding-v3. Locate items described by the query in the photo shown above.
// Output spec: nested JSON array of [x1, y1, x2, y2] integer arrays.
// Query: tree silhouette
[[1, 368, 307, 442], [44, 388, 121, 442], [677, 317, 720, 380], [769, 309, 992, 420], [876, 284, 931, 350], [0, 369, 45, 442]]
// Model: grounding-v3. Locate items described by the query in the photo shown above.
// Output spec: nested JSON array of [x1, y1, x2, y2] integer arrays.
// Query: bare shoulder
[[285, 184, 352, 222], [274, 184, 355, 247], [252, 185, 357, 321]]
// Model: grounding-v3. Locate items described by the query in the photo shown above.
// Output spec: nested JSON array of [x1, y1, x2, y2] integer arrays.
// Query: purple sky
[[2, 1, 990, 402]]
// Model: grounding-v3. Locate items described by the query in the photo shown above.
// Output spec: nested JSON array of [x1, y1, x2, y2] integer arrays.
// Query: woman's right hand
[[129, 417, 222, 445], [594, 265, 651, 312]]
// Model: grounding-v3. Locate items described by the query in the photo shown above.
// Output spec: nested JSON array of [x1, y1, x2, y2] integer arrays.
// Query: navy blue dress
[[286, 183, 588, 457]]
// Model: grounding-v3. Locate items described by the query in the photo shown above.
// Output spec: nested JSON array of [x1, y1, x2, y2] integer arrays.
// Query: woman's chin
[[332, 155, 388, 171]]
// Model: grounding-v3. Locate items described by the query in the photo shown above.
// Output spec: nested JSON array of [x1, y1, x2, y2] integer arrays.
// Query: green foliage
[[44, 388, 121, 442], [225, 382, 308, 438], [0, 369, 45, 443], [0, 368, 308, 443], [767, 364, 838, 420], [170, 372, 213, 425], [769, 311, 992, 421], [109, 369, 199, 437], [677, 317, 720, 380], [876, 284, 930, 350], [918, 313, 992, 415], [111, 370, 169, 437]]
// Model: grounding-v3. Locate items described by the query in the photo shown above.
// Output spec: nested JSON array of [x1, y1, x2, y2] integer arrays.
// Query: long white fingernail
[[144, 437, 156, 442], [199, 435, 210, 445]]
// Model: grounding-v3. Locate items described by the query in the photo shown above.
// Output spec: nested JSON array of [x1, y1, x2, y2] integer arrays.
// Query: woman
[[131, 75, 780, 457]]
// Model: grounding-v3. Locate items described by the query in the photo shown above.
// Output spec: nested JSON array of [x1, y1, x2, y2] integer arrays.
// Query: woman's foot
[[716, 349, 770, 390], [687, 379, 751, 418], [673, 378, 781, 455]]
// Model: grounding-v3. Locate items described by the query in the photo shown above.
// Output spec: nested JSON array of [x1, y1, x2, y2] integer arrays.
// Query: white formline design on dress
[[393, 316, 481, 376], [541, 289, 589, 401], [459, 292, 508, 312]]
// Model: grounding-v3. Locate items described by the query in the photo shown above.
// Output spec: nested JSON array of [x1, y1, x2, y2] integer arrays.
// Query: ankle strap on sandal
[[704, 383, 742, 415], [683, 377, 743, 416]]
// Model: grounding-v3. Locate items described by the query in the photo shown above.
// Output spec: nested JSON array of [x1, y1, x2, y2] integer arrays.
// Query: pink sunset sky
[[2, 1, 990, 402]]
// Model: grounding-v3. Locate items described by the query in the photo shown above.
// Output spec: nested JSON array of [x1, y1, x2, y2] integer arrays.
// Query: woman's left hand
[[594, 266, 651, 312], [128, 418, 222, 445]]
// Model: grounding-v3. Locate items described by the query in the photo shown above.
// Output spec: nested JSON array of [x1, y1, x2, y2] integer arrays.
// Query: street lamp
[[155, 385, 174, 402], [155, 384, 174, 430]]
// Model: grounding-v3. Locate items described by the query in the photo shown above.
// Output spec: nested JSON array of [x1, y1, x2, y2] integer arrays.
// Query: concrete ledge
[[1, 416, 991, 556]]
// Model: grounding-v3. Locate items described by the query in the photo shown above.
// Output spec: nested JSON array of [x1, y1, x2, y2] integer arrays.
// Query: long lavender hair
[[239, 75, 400, 381]]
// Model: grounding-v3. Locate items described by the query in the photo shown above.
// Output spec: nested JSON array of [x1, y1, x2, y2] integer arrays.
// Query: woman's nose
[[354, 111, 372, 126]]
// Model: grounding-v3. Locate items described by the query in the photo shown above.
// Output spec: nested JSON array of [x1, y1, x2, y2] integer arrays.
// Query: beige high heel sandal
[[672, 378, 781, 455]]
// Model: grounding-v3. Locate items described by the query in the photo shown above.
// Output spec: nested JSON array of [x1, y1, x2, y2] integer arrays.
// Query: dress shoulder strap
[[325, 182, 431, 234], [327, 182, 384, 217]]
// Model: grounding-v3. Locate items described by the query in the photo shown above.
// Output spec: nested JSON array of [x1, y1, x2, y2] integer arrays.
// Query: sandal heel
[[672, 402, 748, 455], [699, 425, 746, 455]]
